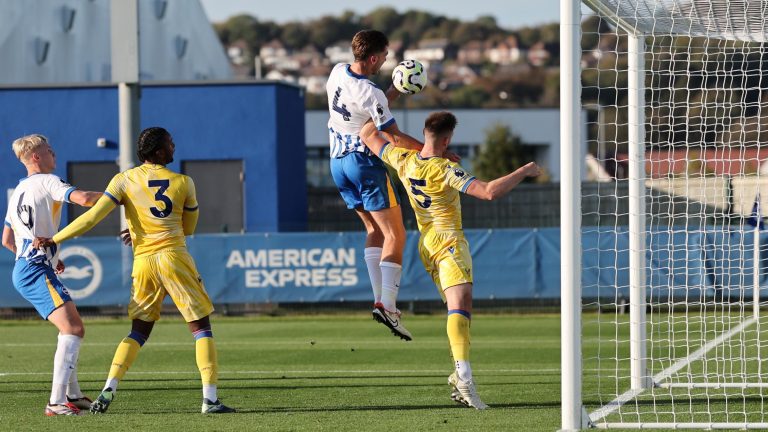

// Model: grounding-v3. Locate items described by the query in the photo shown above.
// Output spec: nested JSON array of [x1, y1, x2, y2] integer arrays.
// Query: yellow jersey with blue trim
[[104, 164, 198, 257], [379, 144, 475, 233]]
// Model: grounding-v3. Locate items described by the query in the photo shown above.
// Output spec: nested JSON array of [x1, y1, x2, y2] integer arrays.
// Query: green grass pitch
[[0, 314, 561, 431]]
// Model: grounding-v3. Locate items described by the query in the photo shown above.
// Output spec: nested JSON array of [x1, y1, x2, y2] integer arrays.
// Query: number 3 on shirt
[[148, 179, 173, 218]]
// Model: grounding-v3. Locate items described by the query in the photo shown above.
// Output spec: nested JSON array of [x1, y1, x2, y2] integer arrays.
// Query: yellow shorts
[[129, 249, 214, 322], [418, 230, 473, 302]]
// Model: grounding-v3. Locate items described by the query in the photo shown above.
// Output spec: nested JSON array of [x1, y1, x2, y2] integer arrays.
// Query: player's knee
[[382, 226, 405, 243], [66, 323, 85, 338], [366, 228, 384, 243]]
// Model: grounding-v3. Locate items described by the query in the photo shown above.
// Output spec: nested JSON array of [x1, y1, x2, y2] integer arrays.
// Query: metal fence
[[309, 181, 739, 232], [308, 183, 564, 231], [309, 182, 648, 231]]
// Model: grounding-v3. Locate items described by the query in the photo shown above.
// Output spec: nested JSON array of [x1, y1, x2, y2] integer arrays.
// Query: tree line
[[214, 7, 558, 53]]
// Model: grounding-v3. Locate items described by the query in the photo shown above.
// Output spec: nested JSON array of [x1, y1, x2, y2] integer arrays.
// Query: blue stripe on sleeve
[[377, 118, 396, 131], [461, 177, 476, 193], [184, 205, 199, 211], [104, 191, 120, 205], [448, 309, 472, 319], [378, 142, 390, 158], [4, 220, 10, 228], [63, 187, 76, 203]]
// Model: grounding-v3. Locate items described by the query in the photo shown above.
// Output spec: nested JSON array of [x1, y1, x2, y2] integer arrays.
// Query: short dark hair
[[351, 30, 389, 61], [136, 127, 170, 163], [424, 111, 458, 136]]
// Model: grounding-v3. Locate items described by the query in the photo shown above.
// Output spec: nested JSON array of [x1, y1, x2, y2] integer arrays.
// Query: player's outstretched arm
[[381, 122, 461, 162], [381, 122, 425, 152], [41, 195, 117, 247], [2, 226, 15, 254], [465, 162, 541, 201], [385, 85, 402, 105], [360, 121, 390, 156], [68, 190, 103, 207]]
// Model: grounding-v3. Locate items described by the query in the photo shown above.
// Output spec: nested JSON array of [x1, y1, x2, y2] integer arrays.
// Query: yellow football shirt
[[380, 144, 475, 233], [104, 164, 198, 257]]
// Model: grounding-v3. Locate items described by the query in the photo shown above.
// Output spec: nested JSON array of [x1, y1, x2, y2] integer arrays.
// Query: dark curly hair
[[136, 127, 170, 163]]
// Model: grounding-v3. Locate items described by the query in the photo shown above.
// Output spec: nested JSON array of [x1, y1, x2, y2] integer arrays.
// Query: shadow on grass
[[0, 376, 546, 390], [130, 400, 564, 415]]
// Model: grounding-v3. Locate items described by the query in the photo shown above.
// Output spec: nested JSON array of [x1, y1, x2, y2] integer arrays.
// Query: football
[[391, 60, 427, 94]]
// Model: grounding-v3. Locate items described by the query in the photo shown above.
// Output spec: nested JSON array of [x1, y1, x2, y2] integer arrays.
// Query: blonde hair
[[12, 134, 49, 161]]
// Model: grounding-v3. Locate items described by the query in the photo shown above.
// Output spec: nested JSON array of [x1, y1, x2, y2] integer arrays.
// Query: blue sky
[[199, 0, 561, 30]]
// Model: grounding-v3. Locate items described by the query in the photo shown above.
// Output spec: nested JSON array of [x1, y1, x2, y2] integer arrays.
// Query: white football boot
[[372, 302, 413, 341], [448, 371, 489, 410]]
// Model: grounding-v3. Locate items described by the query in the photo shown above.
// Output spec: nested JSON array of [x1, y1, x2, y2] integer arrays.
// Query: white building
[[0, 0, 231, 83], [325, 43, 354, 65], [305, 108, 587, 186], [403, 39, 452, 62]]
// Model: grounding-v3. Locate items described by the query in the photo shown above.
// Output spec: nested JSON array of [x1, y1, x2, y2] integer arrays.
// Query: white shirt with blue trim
[[326, 63, 396, 158], [4, 174, 75, 263]]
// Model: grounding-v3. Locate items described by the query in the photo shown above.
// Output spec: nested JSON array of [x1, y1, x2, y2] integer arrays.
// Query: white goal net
[[563, 0, 768, 429]]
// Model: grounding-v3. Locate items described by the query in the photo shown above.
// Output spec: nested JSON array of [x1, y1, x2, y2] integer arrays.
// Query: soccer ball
[[392, 60, 427, 94]]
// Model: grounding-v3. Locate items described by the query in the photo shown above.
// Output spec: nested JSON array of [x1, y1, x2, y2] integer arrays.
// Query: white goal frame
[[560, 0, 767, 430]]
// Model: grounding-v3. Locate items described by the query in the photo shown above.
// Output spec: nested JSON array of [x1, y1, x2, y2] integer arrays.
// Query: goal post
[[562, 0, 768, 429], [560, 0, 584, 429]]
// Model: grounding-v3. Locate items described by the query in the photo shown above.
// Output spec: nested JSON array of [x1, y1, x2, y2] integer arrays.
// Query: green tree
[[361, 7, 402, 34], [581, 15, 612, 50], [213, 14, 280, 53], [473, 124, 538, 181], [309, 16, 345, 48], [447, 85, 490, 108], [280, 22, 309, 50]]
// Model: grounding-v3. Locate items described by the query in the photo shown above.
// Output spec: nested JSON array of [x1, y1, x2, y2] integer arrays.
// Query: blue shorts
[[12, 260, 72, 320], [330, 152, 400, 211]]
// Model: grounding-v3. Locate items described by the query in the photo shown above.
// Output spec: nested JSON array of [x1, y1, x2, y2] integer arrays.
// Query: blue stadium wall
[[0, 82, 306, 232]]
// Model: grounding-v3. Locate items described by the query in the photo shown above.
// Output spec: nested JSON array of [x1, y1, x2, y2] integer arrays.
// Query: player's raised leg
[[355, 209, 384, 306], [444, 283, 487, 410], [90, 320, 152, 414], [46, 301, 86, 416], [369, 205, 411, 340]]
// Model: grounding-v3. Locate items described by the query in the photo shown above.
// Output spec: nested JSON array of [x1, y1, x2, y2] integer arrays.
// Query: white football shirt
[[4, 174, 76, 263], [326, 63, 395, 158]]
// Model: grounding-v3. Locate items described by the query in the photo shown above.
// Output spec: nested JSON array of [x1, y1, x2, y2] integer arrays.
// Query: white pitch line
[[0, 368, 561, 377], [0, 340, 553, 348], [589, 316, 757, 424]]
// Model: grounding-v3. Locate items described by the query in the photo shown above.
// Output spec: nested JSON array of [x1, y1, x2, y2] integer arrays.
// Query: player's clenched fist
[[523, 162, 542, 177], [32, 237, 55, 249]]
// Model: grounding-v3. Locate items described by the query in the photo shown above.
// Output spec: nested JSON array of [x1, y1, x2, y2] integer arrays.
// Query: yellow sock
[[195, 335, 218, 386], [447, 310, 471, 361], [107, 336, 142, 382]]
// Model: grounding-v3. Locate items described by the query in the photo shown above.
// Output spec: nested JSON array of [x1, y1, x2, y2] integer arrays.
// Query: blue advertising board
[[0, 228, 763, 308]]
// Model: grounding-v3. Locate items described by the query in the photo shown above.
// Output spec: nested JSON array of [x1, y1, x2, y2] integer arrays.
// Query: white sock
[[50, 334, 81, 405], [364, 247, 383, 304], [105, 377, 119, 392], [380, 261, 402, 312], [456, 360, 473, 382], [66, 364, 83, 399], [203, 384, 218, 402]]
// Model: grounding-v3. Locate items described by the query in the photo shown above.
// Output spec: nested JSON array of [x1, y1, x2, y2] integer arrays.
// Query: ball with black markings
[[392, 60, 427, 95]]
